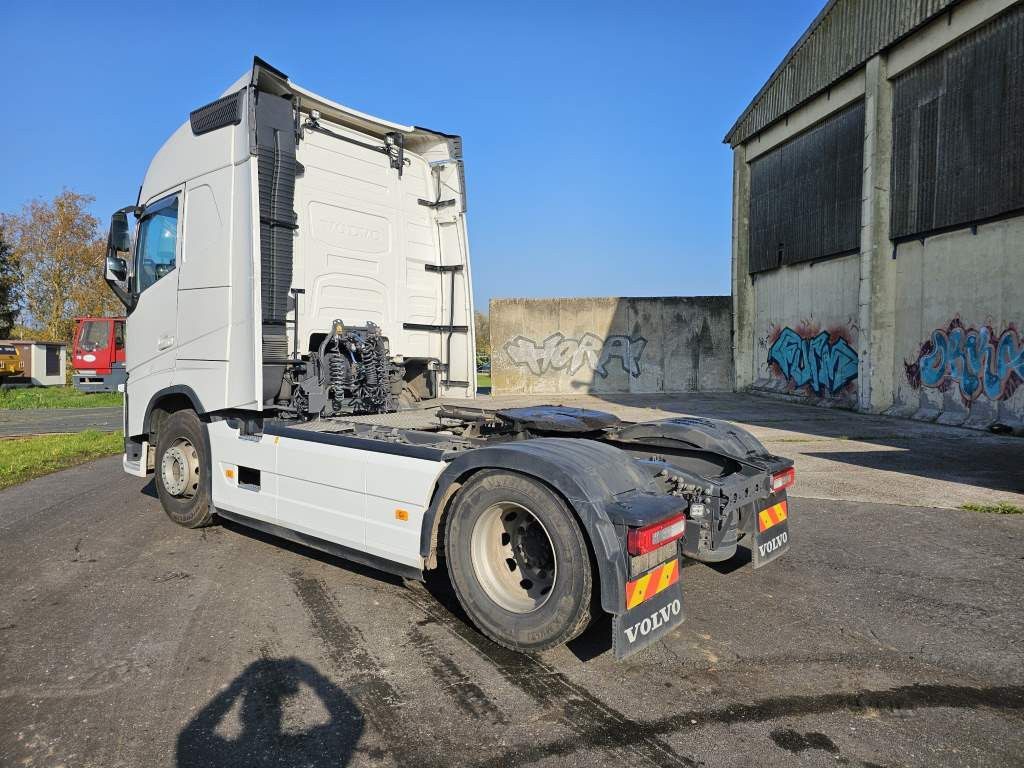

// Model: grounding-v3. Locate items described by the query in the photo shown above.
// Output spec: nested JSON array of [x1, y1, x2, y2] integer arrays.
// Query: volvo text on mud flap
[[750, 494, 792, 568], [615, 556, 684, 658]]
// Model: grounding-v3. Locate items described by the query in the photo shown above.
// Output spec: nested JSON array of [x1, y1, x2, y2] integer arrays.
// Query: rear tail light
[[771, 467, 795, 493], [627, 513, 687, 556]]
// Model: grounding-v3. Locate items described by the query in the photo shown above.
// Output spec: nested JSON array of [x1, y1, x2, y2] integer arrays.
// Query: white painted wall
[[29, 344, 66, 387]]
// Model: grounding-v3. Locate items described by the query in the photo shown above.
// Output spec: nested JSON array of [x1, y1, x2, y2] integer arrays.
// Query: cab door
[[126, 192, 182, 433]]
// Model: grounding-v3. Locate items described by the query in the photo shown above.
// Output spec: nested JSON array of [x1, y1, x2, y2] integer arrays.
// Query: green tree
[[474, 310, 490, 357], [2, 190, 120, 343], [0, 227, 19, 338]]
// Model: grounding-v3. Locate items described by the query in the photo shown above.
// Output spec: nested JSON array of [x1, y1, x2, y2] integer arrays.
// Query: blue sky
[[0, 0, 822, 308]]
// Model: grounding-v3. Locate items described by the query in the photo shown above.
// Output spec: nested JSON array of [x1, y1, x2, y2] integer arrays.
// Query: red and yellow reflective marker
[[625, 559, 679, 610], [758, 499, 788, 533]]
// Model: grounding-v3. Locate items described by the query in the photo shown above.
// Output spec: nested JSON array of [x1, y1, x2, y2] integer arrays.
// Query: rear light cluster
[[771, 467, 796, 493], [627, 513, 687, 556]]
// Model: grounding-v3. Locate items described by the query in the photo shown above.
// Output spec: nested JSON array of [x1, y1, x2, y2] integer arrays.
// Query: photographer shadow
[[176, 657, 363, 768]]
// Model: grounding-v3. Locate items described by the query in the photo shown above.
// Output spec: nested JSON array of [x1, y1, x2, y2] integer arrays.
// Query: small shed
[[0, 340, 67, 386]]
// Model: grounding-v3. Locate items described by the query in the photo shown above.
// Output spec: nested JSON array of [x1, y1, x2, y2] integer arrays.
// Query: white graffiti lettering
[[504, 332, 647, 378], [624, 598, 682, 643]]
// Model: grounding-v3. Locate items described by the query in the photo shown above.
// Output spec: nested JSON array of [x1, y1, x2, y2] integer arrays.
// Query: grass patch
[[0, 430, 123, 491], [0, 386, 123, 410], [477, 373, 492, 389], [960, 502, 1024, 515]]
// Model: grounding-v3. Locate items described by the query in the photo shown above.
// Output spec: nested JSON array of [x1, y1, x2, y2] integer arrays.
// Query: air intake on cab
[[253, 89, 298, 404]]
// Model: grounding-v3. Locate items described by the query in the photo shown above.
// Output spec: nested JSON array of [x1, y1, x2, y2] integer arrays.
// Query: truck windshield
[[0, 345, 15, 356], [78, 321, 109, 351]]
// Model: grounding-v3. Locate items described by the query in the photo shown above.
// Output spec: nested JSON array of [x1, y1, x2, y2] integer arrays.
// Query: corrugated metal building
[[728, 0, 1024, 430]]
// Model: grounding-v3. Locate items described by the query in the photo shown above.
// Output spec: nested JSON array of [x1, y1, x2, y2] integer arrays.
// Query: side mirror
[[106, 254, 128, 282], [105, 208, 135, 310]]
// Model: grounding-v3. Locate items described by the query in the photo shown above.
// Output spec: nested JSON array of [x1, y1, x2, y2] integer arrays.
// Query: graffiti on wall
[[504, 332, 647, 378], [766, 323, 859, 396], [905, 318, 1024, 403]]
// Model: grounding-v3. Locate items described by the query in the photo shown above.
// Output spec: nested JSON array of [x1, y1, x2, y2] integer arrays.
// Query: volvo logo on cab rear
[[758, 531, 788, 558]]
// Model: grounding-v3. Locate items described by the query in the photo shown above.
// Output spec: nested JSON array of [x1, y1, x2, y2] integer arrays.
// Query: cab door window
[[135, 196, 179, 293]]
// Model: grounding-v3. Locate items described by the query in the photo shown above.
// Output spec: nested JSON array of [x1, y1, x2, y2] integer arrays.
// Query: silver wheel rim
[[470, 501, 557, 613], [161, 438, 200, 499]]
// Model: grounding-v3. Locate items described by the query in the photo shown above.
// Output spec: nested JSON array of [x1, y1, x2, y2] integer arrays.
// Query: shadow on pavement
[[567, 392, 1024, 496], [215, 517, 406, 588], [800, 448, 1024, 495], [176, 657, 363, 768]]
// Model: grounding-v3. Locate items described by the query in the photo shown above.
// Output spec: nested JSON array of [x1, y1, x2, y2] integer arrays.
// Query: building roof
[[724, 0, 958, 147]]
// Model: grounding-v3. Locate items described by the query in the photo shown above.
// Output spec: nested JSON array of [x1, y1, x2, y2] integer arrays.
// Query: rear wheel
[[445, 470, 592, 652], [154, 410, 213, 528]]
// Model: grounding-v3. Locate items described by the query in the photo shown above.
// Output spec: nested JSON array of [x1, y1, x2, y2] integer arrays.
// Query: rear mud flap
[[751, 495, 791, 568], [613, 574, 684, 660]]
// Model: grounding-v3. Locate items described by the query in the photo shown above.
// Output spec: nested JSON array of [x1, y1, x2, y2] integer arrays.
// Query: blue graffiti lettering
[[768, 327, 859, 395], [915, 323, 1024, 402]]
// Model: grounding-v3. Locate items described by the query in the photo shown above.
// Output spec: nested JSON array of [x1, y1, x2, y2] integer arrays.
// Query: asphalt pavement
[[1, 458, 1021, 767], [0, 406, 121, 437]]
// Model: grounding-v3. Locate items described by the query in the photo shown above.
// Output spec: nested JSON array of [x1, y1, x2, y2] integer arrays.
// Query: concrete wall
[[490, 296, 732, 395], [731, 0, 1024, 430], [751, 253, 861, 406], [889, 218, 1024, 427]]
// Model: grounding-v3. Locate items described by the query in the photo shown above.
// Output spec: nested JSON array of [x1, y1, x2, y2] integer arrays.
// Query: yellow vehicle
[[0, 344, 24, 379]]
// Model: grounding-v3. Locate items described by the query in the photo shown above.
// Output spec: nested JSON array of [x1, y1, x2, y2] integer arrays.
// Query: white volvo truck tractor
[[103, 58, 795, 659]]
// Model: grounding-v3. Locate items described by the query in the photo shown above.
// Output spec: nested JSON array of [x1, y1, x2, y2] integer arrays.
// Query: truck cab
[[71, 316, 126, 393], [104, 57, 474, 451]]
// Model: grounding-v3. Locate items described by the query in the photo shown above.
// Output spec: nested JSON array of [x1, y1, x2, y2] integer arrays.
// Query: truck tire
[[445, 470, 592, 652], [154, 410, 213, 528]]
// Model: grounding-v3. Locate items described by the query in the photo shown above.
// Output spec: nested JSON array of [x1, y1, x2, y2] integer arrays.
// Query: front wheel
[[445, 470, 592, 652], [154, 410, 213, 528]]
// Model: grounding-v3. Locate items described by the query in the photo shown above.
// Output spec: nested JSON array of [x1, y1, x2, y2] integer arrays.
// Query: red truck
[[71, 316, 126, 393]]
